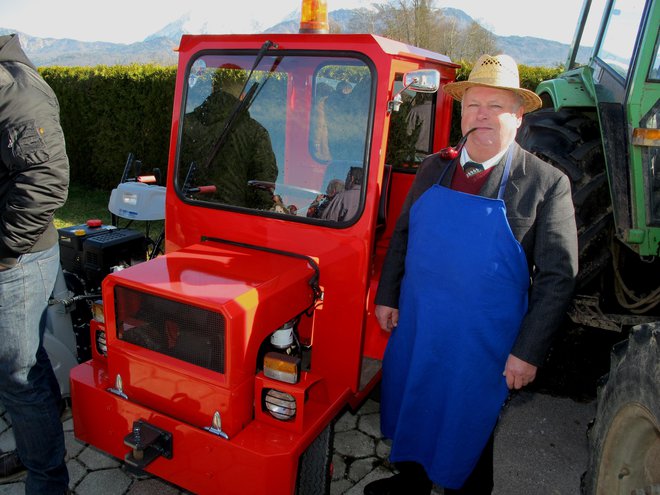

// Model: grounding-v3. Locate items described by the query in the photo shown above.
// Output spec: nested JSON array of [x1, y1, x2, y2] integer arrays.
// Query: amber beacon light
[[299, 0, 329, 33]]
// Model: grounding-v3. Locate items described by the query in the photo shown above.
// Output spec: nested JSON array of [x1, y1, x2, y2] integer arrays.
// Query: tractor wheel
[[517, 108, 612, 289], [296, 422, 334, 495], [581, 322, 660, 495]]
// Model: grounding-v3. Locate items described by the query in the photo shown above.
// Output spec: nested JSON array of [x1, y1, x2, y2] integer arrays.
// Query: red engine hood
[[100, 239, 319, 435], [106, 239, 318, 334]]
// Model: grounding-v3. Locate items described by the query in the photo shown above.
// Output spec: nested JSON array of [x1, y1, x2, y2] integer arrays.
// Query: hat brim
[[443, 81, 542, 113]]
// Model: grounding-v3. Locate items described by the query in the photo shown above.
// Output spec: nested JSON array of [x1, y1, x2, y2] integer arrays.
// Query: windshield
[[176, 52, 373, 224], [596, 0, 646, 78]]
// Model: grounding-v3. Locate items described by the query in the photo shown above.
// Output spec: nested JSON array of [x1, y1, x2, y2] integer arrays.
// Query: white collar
[[460, 147, 508, 171]]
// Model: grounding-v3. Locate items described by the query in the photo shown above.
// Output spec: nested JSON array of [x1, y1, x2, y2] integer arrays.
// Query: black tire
[[581, 322, 660, 494], [296, 423, 334, 495], [517, 108, 612, 289]]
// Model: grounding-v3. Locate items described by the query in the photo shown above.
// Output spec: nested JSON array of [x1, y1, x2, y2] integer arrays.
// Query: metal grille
[[114, 286, 225, 373]]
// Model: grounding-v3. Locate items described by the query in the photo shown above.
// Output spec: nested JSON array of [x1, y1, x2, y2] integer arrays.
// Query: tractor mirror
[[403, 69, 440, 93]]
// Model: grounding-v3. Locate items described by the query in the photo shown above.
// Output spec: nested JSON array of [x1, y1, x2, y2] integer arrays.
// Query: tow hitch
[[124, 419, 173, 468]]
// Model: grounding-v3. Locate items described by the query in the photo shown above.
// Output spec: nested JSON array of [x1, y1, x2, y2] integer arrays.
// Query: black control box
[[58, 222, 146, 289]]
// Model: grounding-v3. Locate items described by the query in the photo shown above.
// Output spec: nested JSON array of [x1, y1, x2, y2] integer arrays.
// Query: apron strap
[[497, 148, 513, 200]]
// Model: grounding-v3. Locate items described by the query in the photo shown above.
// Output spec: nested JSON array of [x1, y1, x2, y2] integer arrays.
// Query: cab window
[[597, 0, 645, 79], [177, 54, 374, 225], [385, 74, 437, 171]]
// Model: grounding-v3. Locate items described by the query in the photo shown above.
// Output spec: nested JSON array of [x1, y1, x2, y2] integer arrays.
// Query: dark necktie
[[463, 161, 484, 177]]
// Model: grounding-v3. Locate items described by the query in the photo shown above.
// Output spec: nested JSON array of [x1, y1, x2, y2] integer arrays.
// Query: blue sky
[[1, 0, 588, 45]]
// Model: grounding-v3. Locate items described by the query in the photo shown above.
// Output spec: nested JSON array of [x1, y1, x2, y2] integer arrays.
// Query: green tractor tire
[[581, 322, 660, 495], [517, 107, 612, 291]]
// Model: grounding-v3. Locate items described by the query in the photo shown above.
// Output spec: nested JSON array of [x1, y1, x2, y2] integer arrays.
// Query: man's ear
[[515, 109, 524, 128]]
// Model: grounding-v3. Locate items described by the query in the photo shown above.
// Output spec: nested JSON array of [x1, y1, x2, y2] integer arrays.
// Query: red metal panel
[[71, 361, 348, 495]]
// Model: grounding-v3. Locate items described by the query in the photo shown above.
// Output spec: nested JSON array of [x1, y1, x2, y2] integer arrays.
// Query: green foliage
[[41, 65, 176, 191], [386, 98, 419, 166], [519, 65, 564, 92], [54, 183, 112, 229]]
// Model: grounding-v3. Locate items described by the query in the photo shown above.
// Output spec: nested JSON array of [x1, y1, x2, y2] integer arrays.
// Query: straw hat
[[443, 54, 542, 113]]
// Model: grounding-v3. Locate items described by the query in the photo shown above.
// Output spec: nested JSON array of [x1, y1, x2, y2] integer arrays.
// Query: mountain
[[0, 28, 179, 66], [498, 36, 569, 67], [1, 8, 575, 67]]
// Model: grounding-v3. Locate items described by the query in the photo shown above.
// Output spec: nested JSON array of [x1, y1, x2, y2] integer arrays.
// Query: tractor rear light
[[136, 175, 157, 184], [95, 329, 108, 357], [263, 352, 300, 384], [90, 319, 107, 360], [299, 0, 329, 34], [92, 300, 107, 356], [263, 389, 297, 421], [91, 299, 105, 323], [632, 127, 660, 146]]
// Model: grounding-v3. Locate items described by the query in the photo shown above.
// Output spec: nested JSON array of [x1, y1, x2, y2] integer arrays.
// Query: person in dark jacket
[[321, 166, 363, 222], [306, 178, 344, 218], [365, 54, 578, 495], [179, 71, 278, 210], [0, 33, 70, 494]]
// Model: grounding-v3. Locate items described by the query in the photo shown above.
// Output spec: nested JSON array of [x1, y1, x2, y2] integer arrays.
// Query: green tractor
[[516, 0, 659, 493]]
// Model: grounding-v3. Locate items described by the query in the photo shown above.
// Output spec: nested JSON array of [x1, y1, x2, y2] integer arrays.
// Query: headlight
[[263, 389, 297, 421]]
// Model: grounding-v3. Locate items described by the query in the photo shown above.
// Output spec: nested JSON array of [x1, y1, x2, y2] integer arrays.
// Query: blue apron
[[380, 149, 529, 489]]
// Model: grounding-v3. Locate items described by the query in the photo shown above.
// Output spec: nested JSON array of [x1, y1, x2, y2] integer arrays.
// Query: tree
[[348, 8, 381, 34], [460, 21, 498, 61], [428, 12, 462, 59], [348, 0, 499, 63], [373, 0, 437, 47]]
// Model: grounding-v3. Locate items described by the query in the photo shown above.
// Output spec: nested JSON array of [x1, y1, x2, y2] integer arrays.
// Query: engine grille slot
[[114, 286, 225, 373]]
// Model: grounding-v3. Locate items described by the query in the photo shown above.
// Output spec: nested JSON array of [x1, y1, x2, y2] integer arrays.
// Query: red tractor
[[69, 3, 458, 494]]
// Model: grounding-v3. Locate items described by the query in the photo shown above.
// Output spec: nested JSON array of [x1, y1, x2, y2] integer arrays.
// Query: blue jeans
[[0, 243, 69, 494]]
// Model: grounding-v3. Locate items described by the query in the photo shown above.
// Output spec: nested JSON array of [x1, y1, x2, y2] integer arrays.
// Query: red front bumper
[[71, 361, 343, 495]]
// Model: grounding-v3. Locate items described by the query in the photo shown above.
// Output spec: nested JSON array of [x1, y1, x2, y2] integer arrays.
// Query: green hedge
[[40, 62, 560, 191], [41, 65, 176, 189]]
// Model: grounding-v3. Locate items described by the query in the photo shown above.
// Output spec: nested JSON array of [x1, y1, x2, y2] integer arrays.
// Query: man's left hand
[[504, 354, 537, 390]]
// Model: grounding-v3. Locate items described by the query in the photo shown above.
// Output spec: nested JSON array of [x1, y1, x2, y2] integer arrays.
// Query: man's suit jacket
[[375, 142, 579, 366]]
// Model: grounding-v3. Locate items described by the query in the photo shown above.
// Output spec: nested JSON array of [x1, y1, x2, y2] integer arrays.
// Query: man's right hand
[[375, 305, 399, 332]]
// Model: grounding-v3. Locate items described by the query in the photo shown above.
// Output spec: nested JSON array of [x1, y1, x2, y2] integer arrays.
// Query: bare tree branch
[[346, 0, 498, 63]]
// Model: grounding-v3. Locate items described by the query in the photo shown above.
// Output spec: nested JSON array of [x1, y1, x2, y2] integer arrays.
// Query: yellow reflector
[[632, 127, 660, 146], [264, 352, 300, 384], [300, 0, 329, 33]]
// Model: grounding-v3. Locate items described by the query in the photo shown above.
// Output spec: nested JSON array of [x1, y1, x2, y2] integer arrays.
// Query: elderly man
[[366, 54, 578, 495]]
